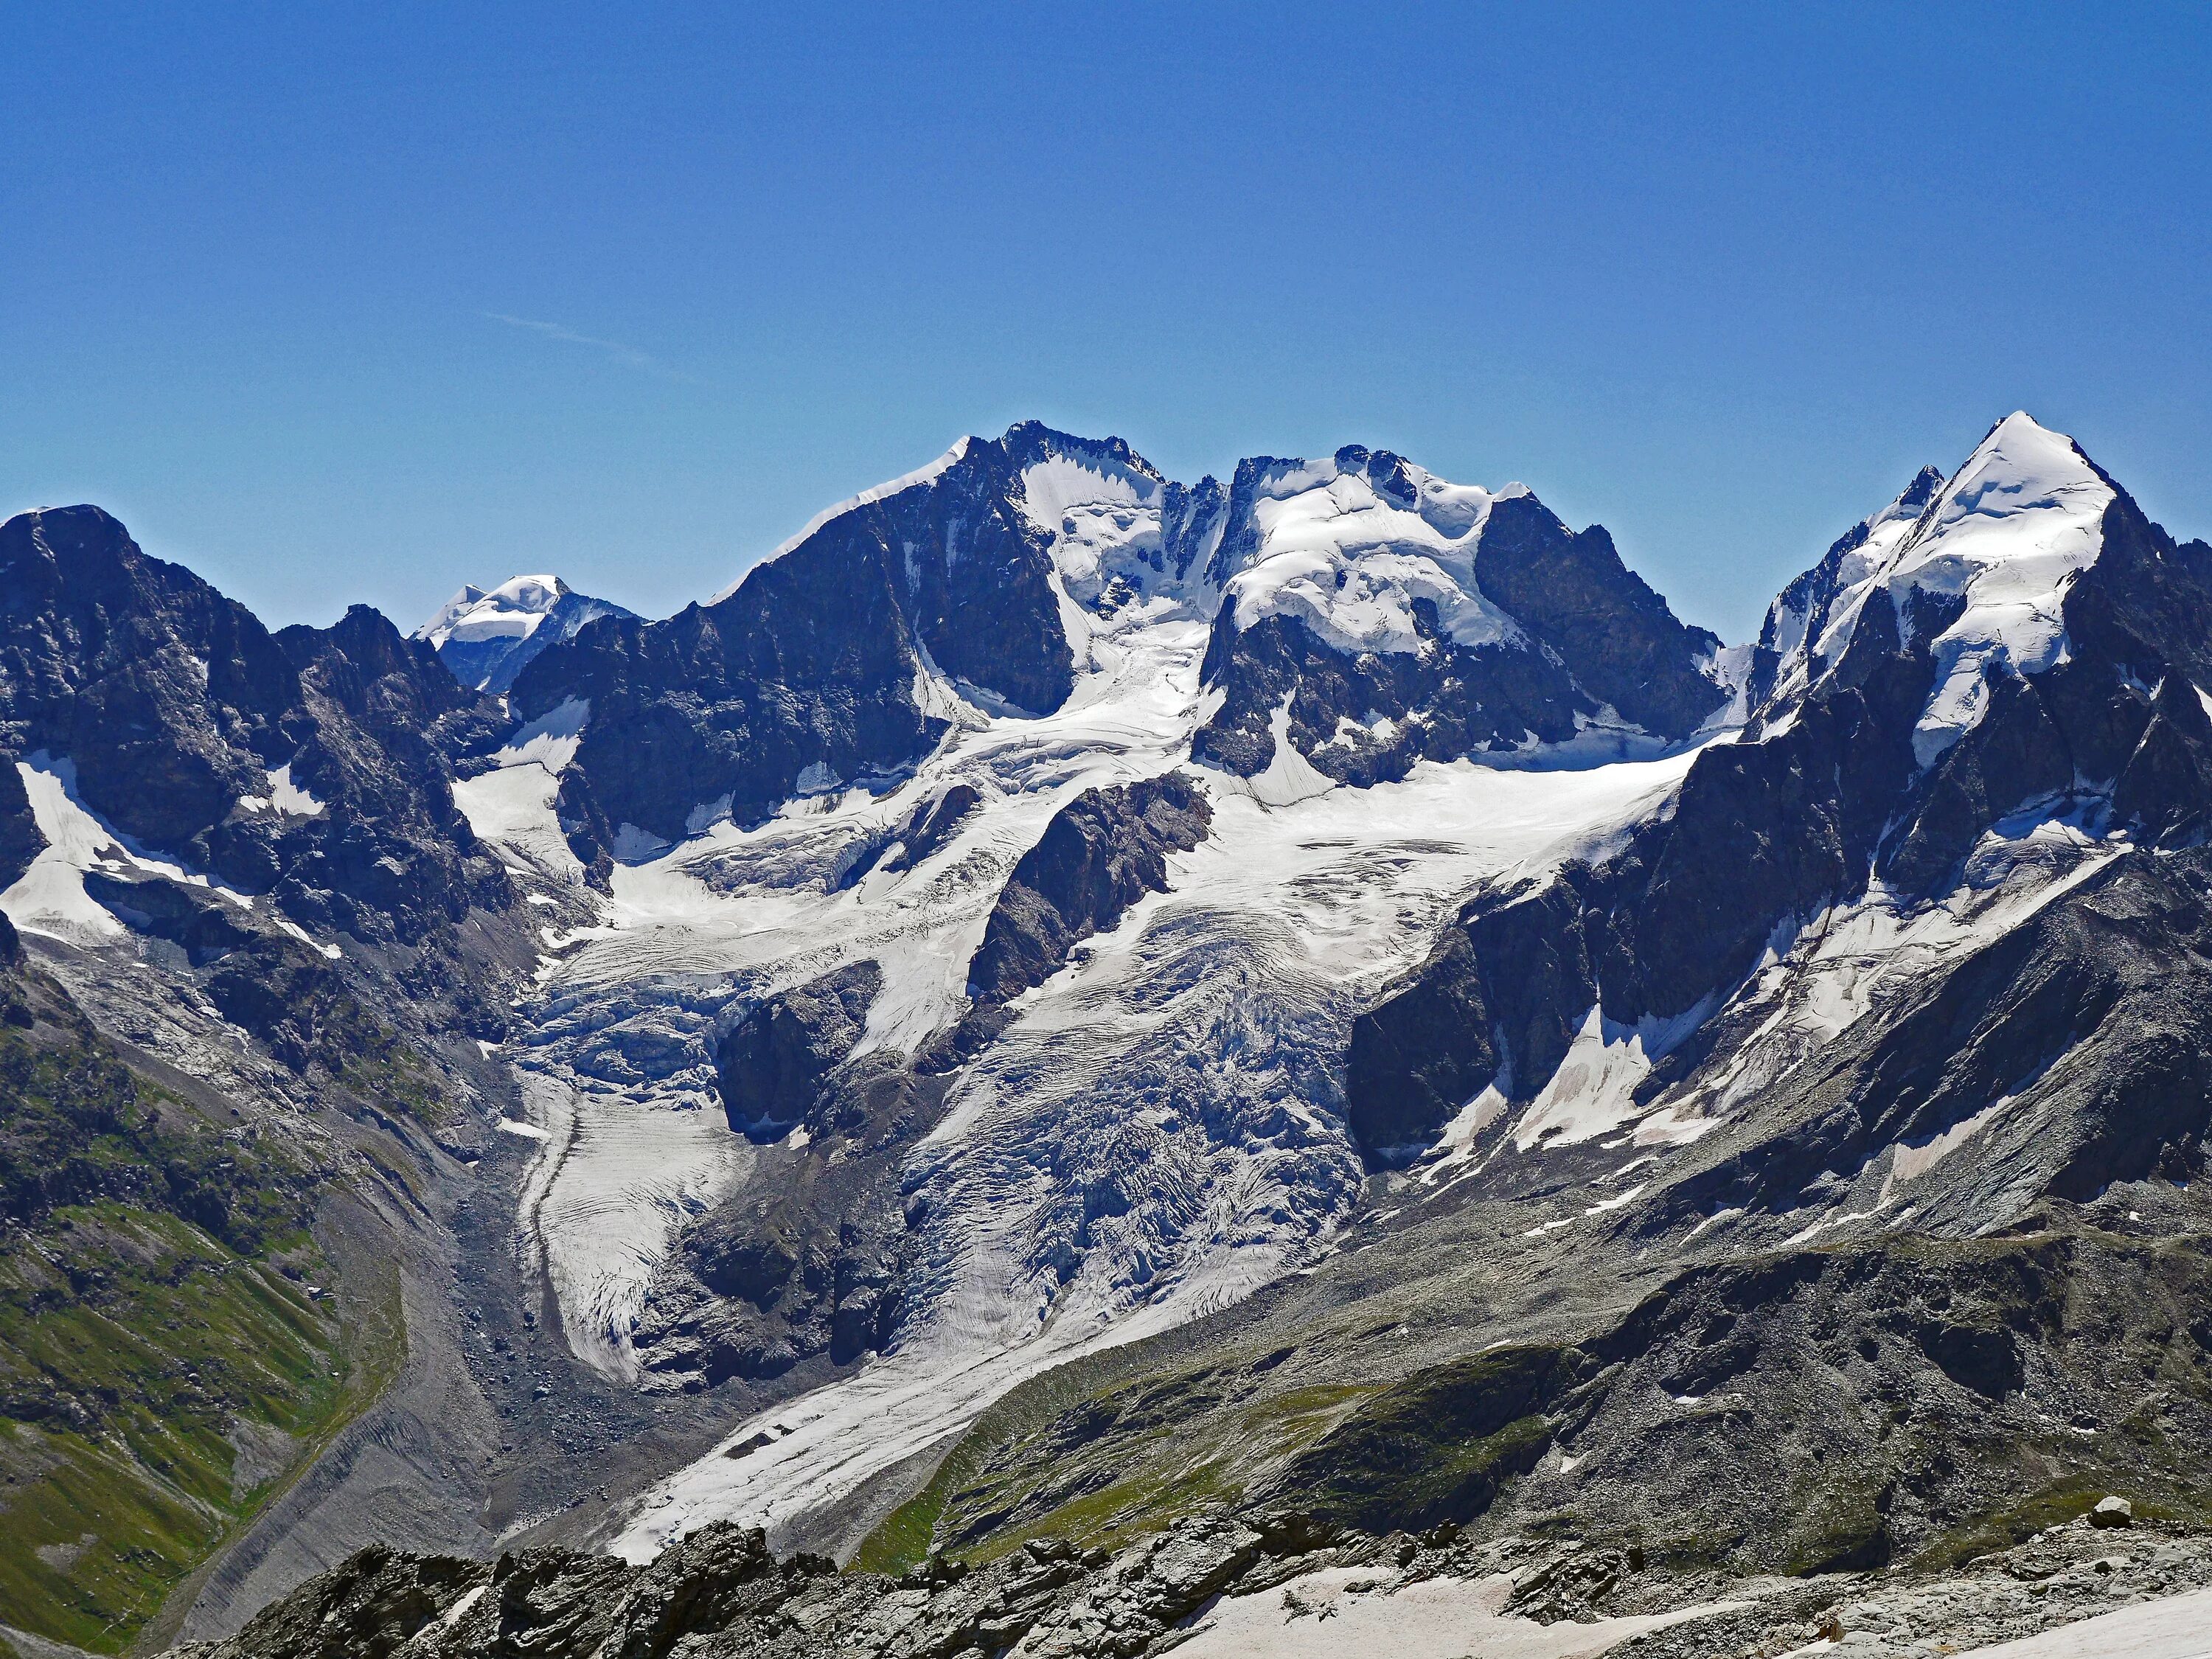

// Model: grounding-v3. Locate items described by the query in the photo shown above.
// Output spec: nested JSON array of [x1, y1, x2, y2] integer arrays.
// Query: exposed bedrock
[[712, 961, 883, 1139], [1189, 608, 1592, 783], [655, 963, 950, 1387], [963, 771, 1212, 1013], [1641, 845, 2212, 1238], [510, 428, 1094, 849], [0, 506, 515, 945]]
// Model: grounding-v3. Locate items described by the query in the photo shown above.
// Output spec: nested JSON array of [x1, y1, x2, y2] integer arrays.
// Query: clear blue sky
[[6, 3, 2210, 642]]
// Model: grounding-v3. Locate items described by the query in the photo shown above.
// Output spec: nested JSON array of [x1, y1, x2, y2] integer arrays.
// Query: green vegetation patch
[[0, 972, 397, 1652], [1278, 1343, 1576, 1534]]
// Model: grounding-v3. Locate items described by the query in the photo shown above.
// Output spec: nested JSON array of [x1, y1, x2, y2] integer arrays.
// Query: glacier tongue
[[605, 735, 1702, 1556], [452, 532, 1712, 1548]]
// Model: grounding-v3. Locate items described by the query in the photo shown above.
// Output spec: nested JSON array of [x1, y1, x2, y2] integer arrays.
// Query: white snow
[[1202, 693, 1338, 807], [1017, 447, 1174, 612], [511, 1073, 752, 1380], [1629, 813, 2125, 1150], [262, 762, 325, 817], [1509, 1006, 1659, 1152], [606, 706, 1703, 1555], [458, 419, 2138, 1562], [417, 574, 566, 648], [1926, 1585, 2212, 1659], [1169, 1565, 1743, 1659], [1217, 456, 1527, 656], [1764, 414, 2115, 767], [1885, 1093, 2015, 1192], [0, 753, 254, 944], [0, 756, 128, 942], [451, 698, 591, 884], [496, 1116, 552, 1141], [1761, 475, 1935, 706]]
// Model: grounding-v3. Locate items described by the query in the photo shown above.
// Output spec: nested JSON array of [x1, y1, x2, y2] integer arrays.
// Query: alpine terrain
[[5, 412, 2212, 1658]]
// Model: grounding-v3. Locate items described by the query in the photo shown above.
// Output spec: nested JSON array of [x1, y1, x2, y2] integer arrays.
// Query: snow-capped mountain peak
[[417, 573, 569, 649], [416, 573, 633, 694], [1757, 411, 2118, 765], [1216, 445, 1522, 655]]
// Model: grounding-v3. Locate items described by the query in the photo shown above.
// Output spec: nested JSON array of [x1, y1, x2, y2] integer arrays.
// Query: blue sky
[[5, 3, 2210, 641]]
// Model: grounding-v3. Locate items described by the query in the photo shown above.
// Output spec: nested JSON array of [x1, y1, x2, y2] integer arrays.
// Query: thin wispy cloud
[[481, 311, 698, 383]]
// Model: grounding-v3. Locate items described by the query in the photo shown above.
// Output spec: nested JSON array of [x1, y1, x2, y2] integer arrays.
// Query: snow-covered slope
[[1212, 451, 1523, 654]]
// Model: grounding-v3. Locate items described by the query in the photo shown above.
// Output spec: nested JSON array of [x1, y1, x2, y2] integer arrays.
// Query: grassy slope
[[856, 1220, 2212, 1579], [0, 965, 403, 1654]]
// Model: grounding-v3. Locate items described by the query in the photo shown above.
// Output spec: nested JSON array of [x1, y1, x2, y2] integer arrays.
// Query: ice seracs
[[1215, 448, 1524, 655]]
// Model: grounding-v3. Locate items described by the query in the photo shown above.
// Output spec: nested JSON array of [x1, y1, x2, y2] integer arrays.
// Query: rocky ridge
[[155, 1500, 2212, 1659]]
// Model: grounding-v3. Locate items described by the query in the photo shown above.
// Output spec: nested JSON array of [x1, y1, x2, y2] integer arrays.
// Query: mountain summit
[[415, 573, 634, 694]]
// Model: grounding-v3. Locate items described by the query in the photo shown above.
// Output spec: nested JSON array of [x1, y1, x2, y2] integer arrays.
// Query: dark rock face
[[511, 427, 1107, 851], [177, 1524, 824, 1659], [0, 506, 301, 850], [965, 772, 1212, 1008], [712, 961, 881, 1138], [165, 1514, 1321, 1659], [641, 1082, 932, 1384], [1640, 844, 2212, 1242], [1192, 609, 1592, 783], [1745, 466, 1944, 710], [0, 508, 513, 945], [1469, 492, 1727, 736], [1548, 1230, 2212, 1575], [649, 964, 952, 1385]]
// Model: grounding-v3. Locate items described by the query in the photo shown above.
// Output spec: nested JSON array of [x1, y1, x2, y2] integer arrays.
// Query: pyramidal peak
[[1753, 411, 2125, 765]]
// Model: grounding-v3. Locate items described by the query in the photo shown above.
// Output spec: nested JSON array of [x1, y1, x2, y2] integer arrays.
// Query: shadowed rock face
[[510, 430, 1093, 852], [964, 772, 1213, 1009], [0, 507, 513, 945], [1191, 608, 1593, 783], [713, 962, 883, 1138], [1469, 492, 1728, 737]]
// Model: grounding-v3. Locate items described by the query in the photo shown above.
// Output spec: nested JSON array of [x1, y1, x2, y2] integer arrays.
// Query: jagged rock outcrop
[[0, 507, 514, 945], [509, 428, 1115, 852], [713, 961, 882, 1138], [964, 772, 1212, 1012]]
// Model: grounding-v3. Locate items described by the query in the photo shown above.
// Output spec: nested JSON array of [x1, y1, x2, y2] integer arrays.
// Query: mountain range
[[3, 411, 2210, 1658]]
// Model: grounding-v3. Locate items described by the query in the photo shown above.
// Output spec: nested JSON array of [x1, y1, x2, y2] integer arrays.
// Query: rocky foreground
[[160, 1500, 2212, 1659]]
